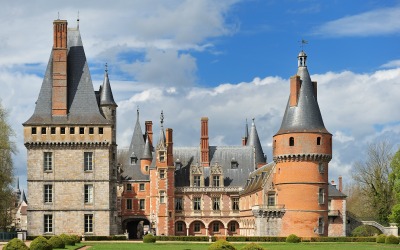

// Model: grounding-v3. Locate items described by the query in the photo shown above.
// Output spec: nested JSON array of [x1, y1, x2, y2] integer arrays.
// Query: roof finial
[[105, 62, 108, 73], [160, 110, 164, 127], [299, 39, 308, 51], [137, 106, 139, 117], [77, 11, 80, 29], [252, 117, 255, 125]]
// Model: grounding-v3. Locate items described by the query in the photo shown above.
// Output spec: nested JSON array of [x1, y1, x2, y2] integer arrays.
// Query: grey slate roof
[[100, 69, 117, 106], [240, 162, 275, 195], [21, 189, 28, 204], [173, 146, 256, 187], [142, 134, 152, 159], [276, 51, 329, 135], [246, 119, 266, 164], [328, 184, 347, 198], [24, 28, 109, 125]]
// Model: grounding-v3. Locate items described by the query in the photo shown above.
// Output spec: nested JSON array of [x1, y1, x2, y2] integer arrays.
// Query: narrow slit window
[[289, 137, 294, 146], [317, 137, 321, 145]]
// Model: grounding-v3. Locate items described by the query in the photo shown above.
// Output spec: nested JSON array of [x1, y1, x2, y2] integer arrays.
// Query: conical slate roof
[[14, 177, 21, 195], [142, 134, 152, 159], [156, 111, 166, 149], [276, 51, 329, 135], [21, 190, 28, 204], [246, 119, 266, 164], [100, 66, 117, 106]]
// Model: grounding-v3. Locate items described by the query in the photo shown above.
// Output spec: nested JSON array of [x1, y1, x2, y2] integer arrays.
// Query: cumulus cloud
[[381, 60, 400, 69]]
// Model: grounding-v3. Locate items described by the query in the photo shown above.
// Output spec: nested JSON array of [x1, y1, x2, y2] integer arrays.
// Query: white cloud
[[312, 6, 400, 37], [381, 60, 400, 69]]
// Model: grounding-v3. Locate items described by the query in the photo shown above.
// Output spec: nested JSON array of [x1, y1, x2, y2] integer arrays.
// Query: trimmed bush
[[84, 235, 127, 241], [310, 237, 375, 242], [376, 234, 386, 243], [29, 236, 53, 250], [49, 235, 65, 249], [208, 239, 236, 250], [60, 234, 75, 246], [285, 234, 301, 243], [143, 233, 156, 243], [351, 225, 381, 237], [3, 238, 29, 250], [385, 235, 400, 244], [241, 242, 266, 250], [71, 234, 81, 243]]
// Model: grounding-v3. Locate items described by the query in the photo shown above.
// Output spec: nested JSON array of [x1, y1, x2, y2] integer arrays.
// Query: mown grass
[[84, 242, 400, 250]]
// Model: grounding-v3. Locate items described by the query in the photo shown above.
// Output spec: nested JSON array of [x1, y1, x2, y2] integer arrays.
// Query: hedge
[[84, 235, 127, 241], [310, 237, 376, 242], [156, 236, 215, 241]]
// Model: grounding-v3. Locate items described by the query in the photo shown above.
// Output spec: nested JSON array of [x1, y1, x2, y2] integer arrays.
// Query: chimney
[[289, 75, 301, 107], [166, 128, 173, 166], [52, 19, 68, 116], [331, 180, 336, 188], [338, 176, 343, 192], [200, 117, 209, 167], [312, 81, 317, 100], [242, 137, 247, 146], [145, 121, 153, 150]]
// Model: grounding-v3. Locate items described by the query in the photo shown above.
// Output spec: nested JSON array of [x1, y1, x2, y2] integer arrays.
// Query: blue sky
[[0, 0, 399, 194]]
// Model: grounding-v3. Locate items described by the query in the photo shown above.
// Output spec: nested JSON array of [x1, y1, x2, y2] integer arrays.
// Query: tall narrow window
[[176, 222, 184, 232], [139, 199, 145, 210], [44, 184, 53, 203], [193, 176, 200, 187], [194, 222, 201, 232], [213, 175, 220, 187], [318, 217, 324, 234], [41, 127, 47, 134], [268, 194, 275, 206], [127, 199, 132, 210], [139, 183, 145, 191], [51, 127, 56, 134], [98, 127, 103, 134], [229, 222, 236, 232], [317, 137, 321, 145], [89, 127, 94, 134], [232, 197, 239, 211], [126, 183, 132, 191], [79, 127, 85, 134], [318, 163, 325, 174], [213, 197, 220, 211], [318, 188, 325, 204], [159, 151, 165, 162], [289, 137, 294, 146], [175, 197, 183, 211], [84, 214, 93, 233], [70, 127, 75, 134], [160, 191, 165, 203], [159, 169, 165, 179], [193, 197, 201, 211], [84, 184, 93, 204], [213, 222, 220, 232], [32, 127, 37, 134], [44, 152, 53, 171], [84, 152, 93, 171], [60, 127, 65, 134], [44, 214, 53, 233]]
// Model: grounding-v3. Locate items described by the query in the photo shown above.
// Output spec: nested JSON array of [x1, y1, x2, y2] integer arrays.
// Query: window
[[268, 194, 275, 206], [84, 152, 93, 171], [232, 197, 239, 211], [84, 185, 93, 204], [213, 222, 219, 232], [318, 163, 325, 174], [70, 127, 75, 134], [318, 217, 324, 234], [41, 127, 46, 134], [89, 127, 94, 134], [231, 160, 238, 169], [175, 197, 183, 211], [193, 175, 200, 187], [213, 175, 220, 187], [139, 199, 145, 210], [317, 137, 321, 145], [44, 214, 53, 233], [44, 184, 53, 203], [318, 188, 325, 204], [79, 127, 84, 134], [160, 169, 165, 179], [127, 199, 132, 210], [32, 127, 37, 134], [99, 127, 103, 134], [126, 184, 132, 191], [84, 214, 93, 233], [213, 197, 220, 211], [289, 137, 294, 146], [193, 197, 201, 211], [160, 191, 165, 203], [60, 127, 65, 134], [145, 166, 149, 172], [44, 152, 53, 171], [176, 222, 184, 232], [130, 155, 137, 165], [139, 183, 145, 191], [194, 222, 201, 232], [51, 127, 56, 134], [159, 151, 166, 162], [229, 222, 236, 232]]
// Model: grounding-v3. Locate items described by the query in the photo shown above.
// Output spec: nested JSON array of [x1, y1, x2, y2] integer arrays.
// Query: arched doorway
[[124, 218, 150, 239]]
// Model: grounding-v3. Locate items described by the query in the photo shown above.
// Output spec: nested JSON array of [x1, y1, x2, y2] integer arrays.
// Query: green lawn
[[83, 242, 400, 250]]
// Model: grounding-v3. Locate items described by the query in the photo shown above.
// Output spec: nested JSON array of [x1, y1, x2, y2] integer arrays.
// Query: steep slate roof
[[100, 68, 117, 106], [240, 162, 275, 195], [21, 190, 28, 205], [246, 119, 266, 164], [328, 184, 347, 198], [174, 146, 256, 187], [276, 51, 329, 135], [24, 27, 109, 125]]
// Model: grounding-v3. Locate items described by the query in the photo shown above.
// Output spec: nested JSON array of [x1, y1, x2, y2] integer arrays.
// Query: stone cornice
[[252, 205, 286, 218], [24, 141, 110, 149], [175, 186, 241, 193], [273, 153, 331, 163]]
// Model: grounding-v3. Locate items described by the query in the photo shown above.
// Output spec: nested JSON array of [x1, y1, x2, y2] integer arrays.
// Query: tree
[[388, 149, 400, 223], [352, 141, 395, 225], [0, 101, 15, 231]]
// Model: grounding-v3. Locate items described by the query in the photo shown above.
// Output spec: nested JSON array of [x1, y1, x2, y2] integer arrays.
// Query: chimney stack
[[289, 75, 301, 107], [338, 176, 343, 192], [200, 117, 209, 167], [166, 128, 173, 166], [145, 121, 153, 150], [52, 19, 68, 116]]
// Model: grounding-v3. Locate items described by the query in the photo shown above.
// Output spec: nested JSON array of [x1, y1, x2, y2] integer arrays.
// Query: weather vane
[[299, 39, 308, 51]]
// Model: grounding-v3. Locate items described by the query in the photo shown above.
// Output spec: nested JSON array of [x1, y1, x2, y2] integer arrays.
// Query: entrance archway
[[124, 218, 150, 239]]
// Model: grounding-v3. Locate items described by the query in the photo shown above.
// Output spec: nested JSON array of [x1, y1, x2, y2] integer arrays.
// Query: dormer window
[[130, 152, 138, 165], [175, 159, 182, 170], [231, 158, 238, 169], [159, 151, 165, 162], [213, 175, 220, 187]]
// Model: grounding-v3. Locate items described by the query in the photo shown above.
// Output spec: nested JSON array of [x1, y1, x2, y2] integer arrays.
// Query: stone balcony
[[175, 186, 242, 193], [252, 204, 285, 218]]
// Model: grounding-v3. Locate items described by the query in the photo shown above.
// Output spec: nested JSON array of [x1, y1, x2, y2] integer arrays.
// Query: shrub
[[285, 234, 301, 243], [385, 235, 400, 244], [376, 234, 386, 243], [351, 225, 381, 237], [143, 233, 156, 243], [48, 235, 65, 249], [3, 238, 29, 250], [241, 242, 265, 250], [71, 234, 81, 243], [29, 236, 53, 250], [60, 234, 75, 246], [208, 239, 236, 250]]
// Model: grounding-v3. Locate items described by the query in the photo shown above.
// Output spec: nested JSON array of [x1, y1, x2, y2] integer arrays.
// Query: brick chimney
[[145, 121, 153, 150], [52, 19, 68, 116], [166, 128, 173, 166], [200, 117, 209, 167], [338, 176, 343, 192], [289, 75, 301, 107]]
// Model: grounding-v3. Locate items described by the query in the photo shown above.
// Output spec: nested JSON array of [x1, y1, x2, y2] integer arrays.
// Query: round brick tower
[[273, 51, 332, 237]]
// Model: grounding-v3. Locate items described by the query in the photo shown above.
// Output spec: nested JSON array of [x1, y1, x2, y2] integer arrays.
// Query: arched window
[[317, 137, 321, 145], [289, 137, 294, 146]]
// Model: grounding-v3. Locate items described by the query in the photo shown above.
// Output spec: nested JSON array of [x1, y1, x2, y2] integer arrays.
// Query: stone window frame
[[126, 183, 132, 191], [159, 191, 166, 203], [318, 188, 325, 204], [210, 163, 223, 187], [60, 127, 66, 134], [212, 175, 221, 187], [79, 127, 85, 135], [51, 127, 56, 134], [31, 127, 37, 134], [212, 197, 221, 211], [44, 214, 53, 234], [159, 169, 165, 179], [139, 199, 145, 210], [84, 184, 94, 204], [43, 152, 53, 172], [318, 217, 324, 234], [44, 184, 53, 203], [126, 199, 133, 210], [176, 221, 184, 232], [84, 214, 93, 234], [139, 183, 145, 191], [212, 222, 220, 232], [318, 162, 325, 174], [193, 175, 201, 187], [232, 197, 239, 211], [175, 197, 183, 211], [194, 222, 201, 232], [193, 197, 201, 211], [229, 222, 236, 232], [267, 193, 276, 207], [98, 127, 104, 134], [84, 152, 93, 171], [41, 127, 47, 134], [70, 127, 75, 134], [159, 151, 166, 162]]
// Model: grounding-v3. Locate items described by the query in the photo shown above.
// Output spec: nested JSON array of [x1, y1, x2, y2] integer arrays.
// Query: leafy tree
[[389, 149, 400, 223], [0, 102, 15, 231], [352, 141, 395, 225]]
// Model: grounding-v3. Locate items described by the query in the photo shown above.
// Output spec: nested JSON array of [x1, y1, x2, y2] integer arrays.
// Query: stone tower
[[273, 51, 332, 237], [23, 19, 118, 236]]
